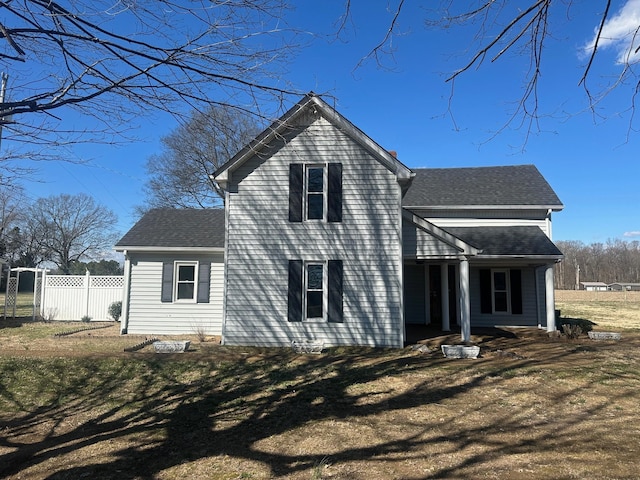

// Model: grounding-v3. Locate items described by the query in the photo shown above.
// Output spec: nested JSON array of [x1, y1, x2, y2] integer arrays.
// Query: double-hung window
[[479, 268, 523, 315], [492, 269, 509, 313], [161, 260, 211, 304], [306, 166, 325, 220], [289, 163, 342, 223], [288, 259, 343, 323], [175, 262, 198, 302], [305, 263, 324, 318]]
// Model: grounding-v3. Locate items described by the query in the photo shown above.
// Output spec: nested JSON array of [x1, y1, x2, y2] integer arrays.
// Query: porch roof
[[445, 226, 563, 258]]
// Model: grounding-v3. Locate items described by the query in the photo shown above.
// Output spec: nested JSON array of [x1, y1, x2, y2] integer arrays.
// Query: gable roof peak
[[213, 93, 413, 185]]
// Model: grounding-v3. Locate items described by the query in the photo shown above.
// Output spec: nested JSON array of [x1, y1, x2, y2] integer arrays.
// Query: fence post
[[84, 270, 91, 319], [40, 269, 47, 319]]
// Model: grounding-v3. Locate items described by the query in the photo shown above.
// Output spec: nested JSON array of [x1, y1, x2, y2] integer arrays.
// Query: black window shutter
[[197, 262, 211, 303], [510, 269, 523, 314], [327, 163, 342, 223], [289, 163, 303, 222], [161, 262, 174, 303], [328, 260, 343, 323], [479, 269, 492, 314], [288, 260, 303, 322]]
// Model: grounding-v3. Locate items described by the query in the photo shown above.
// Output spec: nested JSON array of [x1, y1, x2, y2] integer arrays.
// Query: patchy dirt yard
[[1, 316, 639, 479]]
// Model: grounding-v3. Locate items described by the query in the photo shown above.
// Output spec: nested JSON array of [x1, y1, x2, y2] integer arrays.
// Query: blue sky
[[17, 1, 640, 245]]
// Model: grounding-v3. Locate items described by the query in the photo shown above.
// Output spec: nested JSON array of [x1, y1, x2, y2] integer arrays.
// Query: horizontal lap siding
[[469, 266, 539, 327], [402, 220, 460, 258], [410, 208, 551, 237], [224, 115, 403, 347], [127, 253, 224, 335]]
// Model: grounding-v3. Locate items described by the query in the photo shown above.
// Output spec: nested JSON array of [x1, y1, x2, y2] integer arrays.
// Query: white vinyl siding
[[125, 252, 224, 335], [409, 208, 553, 238], [402, 219, 462, 259], [223, 114, 403, 347]]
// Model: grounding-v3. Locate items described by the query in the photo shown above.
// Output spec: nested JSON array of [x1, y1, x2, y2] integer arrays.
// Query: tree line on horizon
[[555, 239, 640, 290]]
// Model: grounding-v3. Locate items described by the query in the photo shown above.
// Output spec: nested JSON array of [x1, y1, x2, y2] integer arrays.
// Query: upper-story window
[[306, 166, 325, 220], [289, 163, 342, 223]]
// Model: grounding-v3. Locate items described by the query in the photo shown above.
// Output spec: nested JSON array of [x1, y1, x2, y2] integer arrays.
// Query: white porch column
[[459, 258, 471, 343], [545, 264, 557, 332], [441, 263, 450, 331]]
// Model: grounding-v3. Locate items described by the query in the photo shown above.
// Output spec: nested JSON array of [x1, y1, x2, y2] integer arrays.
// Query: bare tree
[[555, 238, 640, 289], [352, 1, 640, 138], [143, 105, 260, 210], [25, 193, 118, 274], [0, 0, 304, 147], [0, 185, 23, 260]]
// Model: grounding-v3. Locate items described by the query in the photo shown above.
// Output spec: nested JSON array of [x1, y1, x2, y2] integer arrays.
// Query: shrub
[[558, 317, 594, 334], [562, 323, 583, 339], [81, 315, 92, 323], [108, 301, 122, 322]]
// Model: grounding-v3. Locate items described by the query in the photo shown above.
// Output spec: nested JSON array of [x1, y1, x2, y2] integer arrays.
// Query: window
[[479, 268, 523, 315], [306, 263, 324, 318], [492, 269, 509, 313], [288, 259, 343, 323], [289, 163, 342, 223], [161, 261, 211, 303], [175, 262, 197, 301], [306, 166, 325, 220]]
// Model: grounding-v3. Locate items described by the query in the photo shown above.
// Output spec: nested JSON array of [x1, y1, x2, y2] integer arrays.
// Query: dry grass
[[1, 297, 639, 479], [556, 289, 640, 331]]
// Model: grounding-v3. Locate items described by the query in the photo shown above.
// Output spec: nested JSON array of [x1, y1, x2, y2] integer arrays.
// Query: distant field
[[555, 289, 640, 331]]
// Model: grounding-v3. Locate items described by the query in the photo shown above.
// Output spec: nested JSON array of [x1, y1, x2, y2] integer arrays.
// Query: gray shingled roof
[[115, 208, 225, 249], [403, 165, 563, 208], [445, 226, 563, 257]]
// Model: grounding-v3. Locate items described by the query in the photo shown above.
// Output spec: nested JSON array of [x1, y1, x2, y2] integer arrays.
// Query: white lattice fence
[[42, 273, 124, 321]]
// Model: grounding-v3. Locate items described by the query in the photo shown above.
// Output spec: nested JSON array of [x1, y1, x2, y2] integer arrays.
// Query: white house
[[116, 93, 564, 346]]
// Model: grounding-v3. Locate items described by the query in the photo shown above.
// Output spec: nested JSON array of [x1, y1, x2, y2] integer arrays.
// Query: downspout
[[220, 189, 231, 345], [398, 181, 405, 347], [120, 250, 131, 334]]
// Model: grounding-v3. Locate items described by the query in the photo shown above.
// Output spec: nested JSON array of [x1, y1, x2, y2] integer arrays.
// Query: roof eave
[[404, 204, 564, 211], [474, 254, 564, 262], [114, 246, 225, 253]]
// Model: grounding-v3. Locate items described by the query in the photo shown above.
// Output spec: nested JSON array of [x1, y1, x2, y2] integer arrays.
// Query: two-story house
[[115, 93, 563, 347]]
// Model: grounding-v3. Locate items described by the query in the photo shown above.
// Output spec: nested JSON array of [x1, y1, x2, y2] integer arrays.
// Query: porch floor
[[404, 323, 522, 346]]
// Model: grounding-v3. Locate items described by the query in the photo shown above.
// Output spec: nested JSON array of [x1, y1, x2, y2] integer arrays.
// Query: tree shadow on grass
[[0, 336, 638, 479]]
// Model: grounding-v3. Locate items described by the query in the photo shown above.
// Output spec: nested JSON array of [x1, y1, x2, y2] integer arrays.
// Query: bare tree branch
[[0, 0, 306, 147], [354, 0, 406, 70]]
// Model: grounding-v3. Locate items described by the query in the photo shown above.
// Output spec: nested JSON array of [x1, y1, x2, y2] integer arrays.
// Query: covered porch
[[402, 212, 563, 344]]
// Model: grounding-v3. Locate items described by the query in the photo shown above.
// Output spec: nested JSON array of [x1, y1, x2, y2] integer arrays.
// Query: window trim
[[304, 261, 327, 320], [174, 261, 199, 303], [304, 164, 327, 222], [491, 269, 511, 314]]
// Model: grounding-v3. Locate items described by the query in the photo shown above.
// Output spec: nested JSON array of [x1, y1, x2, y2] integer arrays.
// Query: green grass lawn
[[1, 291, 39, 319]]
